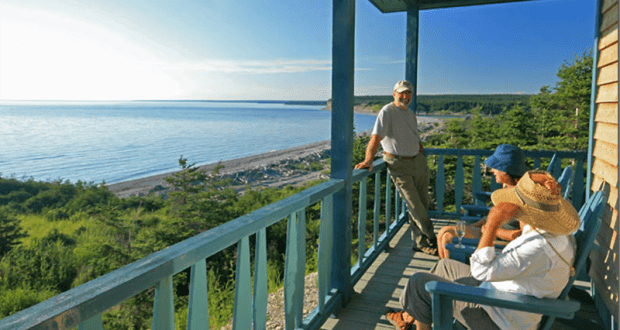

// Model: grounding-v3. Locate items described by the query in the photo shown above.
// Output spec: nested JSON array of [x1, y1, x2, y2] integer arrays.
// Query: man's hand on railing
[[355, 159, 374, 172], [355, 134, 381, 172]]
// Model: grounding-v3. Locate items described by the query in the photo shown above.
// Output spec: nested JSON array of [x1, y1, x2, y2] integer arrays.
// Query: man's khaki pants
[[383, 153, 435, 249]]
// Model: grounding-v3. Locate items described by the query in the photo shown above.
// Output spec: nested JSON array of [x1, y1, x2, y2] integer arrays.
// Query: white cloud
[[0, 5, 182, 100], [0, 5, 334, 100], [158, 59, 332, 74]]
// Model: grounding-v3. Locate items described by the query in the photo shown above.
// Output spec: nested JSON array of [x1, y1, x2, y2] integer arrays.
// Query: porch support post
[[586, 0, 603, 200], [406, 5, 420, 113], [330, 0, 355, 305]]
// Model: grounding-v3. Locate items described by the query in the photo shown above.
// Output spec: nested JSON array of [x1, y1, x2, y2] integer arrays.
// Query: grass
[[18, 214, 97, 247]]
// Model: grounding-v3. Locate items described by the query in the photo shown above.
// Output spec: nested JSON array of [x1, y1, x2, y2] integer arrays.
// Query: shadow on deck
[[320, 219, 606, 330]]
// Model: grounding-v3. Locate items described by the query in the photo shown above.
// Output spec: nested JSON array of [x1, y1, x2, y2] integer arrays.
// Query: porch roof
[[368, 0, 534, 13]]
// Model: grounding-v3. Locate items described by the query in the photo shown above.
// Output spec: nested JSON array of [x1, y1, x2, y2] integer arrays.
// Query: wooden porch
[[321, 219, 608, 330]]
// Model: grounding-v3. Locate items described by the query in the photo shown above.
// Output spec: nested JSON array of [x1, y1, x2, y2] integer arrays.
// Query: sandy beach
[[106, 109, 443, 198]]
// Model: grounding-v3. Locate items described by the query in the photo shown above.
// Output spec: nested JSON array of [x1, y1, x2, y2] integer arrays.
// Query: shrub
[[0, 287, 57, 318]]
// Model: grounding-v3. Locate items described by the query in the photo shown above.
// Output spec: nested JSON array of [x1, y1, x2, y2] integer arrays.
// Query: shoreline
[[106, 111, 444, 198]]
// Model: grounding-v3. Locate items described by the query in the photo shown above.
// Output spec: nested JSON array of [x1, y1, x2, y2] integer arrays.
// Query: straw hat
[[491, 170, 580, 234]]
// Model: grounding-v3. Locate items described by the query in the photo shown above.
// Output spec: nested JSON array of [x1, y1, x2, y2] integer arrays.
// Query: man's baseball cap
[[393, 80, 413, 93]]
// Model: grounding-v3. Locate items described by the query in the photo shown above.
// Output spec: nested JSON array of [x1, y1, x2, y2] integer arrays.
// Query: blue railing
[[0, 148, 586, 330], [426, 148, 587, 219], [0, 159, 408, 330]]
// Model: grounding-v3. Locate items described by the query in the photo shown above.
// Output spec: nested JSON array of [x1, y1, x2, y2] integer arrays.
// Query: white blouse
[[470, 225, 576, 330]]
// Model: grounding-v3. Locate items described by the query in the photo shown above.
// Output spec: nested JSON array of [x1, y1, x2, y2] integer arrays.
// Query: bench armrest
[[425, 281, 580, 330]]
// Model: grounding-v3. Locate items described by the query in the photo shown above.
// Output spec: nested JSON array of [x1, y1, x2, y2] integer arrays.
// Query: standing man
[[354, 80, 437, 255]]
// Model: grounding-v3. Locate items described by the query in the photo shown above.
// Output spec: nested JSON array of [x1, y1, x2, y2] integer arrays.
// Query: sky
[[0, 0, 596, 101]]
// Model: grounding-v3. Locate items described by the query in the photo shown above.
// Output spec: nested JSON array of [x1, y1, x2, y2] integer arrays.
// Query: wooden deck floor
[[320, 219, 607, 330]]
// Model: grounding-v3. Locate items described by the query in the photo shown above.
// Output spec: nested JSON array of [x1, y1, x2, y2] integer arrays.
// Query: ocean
[[0, 101, 378, 184]]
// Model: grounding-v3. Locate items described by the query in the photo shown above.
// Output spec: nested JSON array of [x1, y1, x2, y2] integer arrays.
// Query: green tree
[[0, 212, 27, 258], [531, 51, 592, 151], [468, 106, 498, 149], [497, 104, 537, 147]]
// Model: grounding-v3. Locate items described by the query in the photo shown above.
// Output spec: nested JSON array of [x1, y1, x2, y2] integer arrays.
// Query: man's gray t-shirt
[[371, 102, 421, 157]]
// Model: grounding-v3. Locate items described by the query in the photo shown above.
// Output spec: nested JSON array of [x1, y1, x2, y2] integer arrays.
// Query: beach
[[106, 111, 443, 198]]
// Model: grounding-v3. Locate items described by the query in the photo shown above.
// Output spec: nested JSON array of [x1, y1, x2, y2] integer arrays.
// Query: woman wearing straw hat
[[437, 144, 529, 259], [386, 171, 579, 330]]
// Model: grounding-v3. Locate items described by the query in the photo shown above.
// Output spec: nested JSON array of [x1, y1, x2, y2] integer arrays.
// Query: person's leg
[[385, 156, 435, 249], [400, 259, 499, 329], [411, 154, 433, 236], [405, 155, 435, 243], [400, 259, 474, 324]]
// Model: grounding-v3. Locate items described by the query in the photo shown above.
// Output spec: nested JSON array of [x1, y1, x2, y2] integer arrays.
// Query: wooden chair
[[426, 190, 607, 330]]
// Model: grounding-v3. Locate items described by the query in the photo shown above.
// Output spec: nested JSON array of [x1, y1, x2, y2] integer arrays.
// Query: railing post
[[253, 229, 268, 330], [318, 195, 334, 313], [330, 0, 355, 305], [454, 156, 464, 213], [385, 172, 392, 230], [435, 154, 445, 213], [374, 171, 381, 247], [78, 314, 103, 330], [152, 276, 175, 330], [285, 211, 306, 329], [232, 236, 252, 330], [188, 259, 209, 329], [358, 179, 367, 266], [472, 155, 483, 205]]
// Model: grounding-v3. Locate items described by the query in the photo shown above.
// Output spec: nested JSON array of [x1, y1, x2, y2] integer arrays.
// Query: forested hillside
[[354, 93, 532, 115]]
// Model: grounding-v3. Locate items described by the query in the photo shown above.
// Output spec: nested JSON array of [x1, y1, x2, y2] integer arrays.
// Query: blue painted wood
[[472, 155, 483, 205], [78, 314, 103, 330], [358, 179, 367, 267], [318, 195, 334, 314], [187, 259, 209, 329], [436, 154, 445, 212], [394, 187, 401, 224], [153, 276, 175, 330], [385, 172, 392, 230], [232, 236, 252, 330], [373, 172, 381, 248], [296, 210, 307, 327], [547, 154, 562, 179], [426, 281, 580, 330], [587, 0, 603, 203], [558, 166, 573, 200], [454, 156, 464, 213], [430, 281, 454, 330], [330, 0, 355, 306], [253, 229, 268, 330], [425, 148, 585, 159], [284, 212, 301, 330], [573, 158, 585, 209], [0, 179, 345, 330], [406, 4, 419, 112], [534, 157, 542, 170]]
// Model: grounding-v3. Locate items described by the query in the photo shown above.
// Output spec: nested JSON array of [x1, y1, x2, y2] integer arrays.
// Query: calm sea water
[[0, 101, 378, 184]]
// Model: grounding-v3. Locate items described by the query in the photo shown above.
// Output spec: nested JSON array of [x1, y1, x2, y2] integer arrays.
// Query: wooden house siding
[[590, 0, 619, 324]]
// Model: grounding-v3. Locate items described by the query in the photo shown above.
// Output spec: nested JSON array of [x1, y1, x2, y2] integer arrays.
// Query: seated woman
[[437, 144, 528, 259]]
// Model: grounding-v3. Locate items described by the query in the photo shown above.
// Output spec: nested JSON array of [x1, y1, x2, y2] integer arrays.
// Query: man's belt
[[384, 152, 416, 159]]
